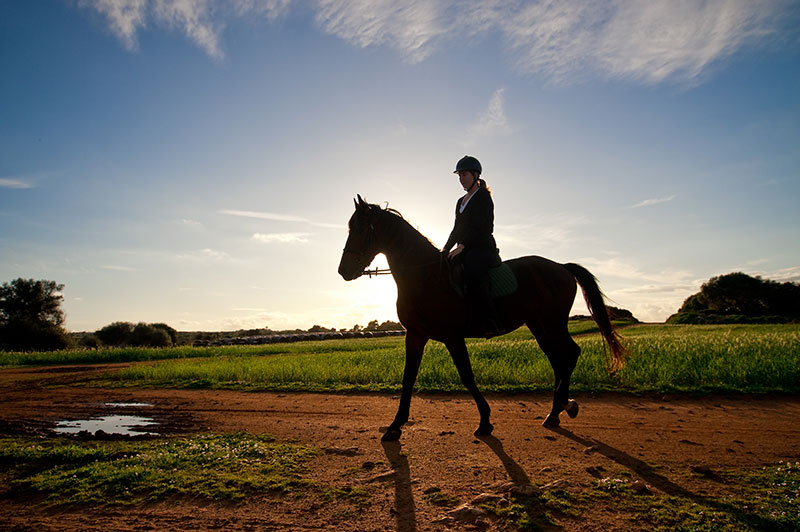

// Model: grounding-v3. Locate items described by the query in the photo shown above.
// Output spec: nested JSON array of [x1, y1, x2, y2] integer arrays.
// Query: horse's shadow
[[380, 428, 778, 531], [480, 428, 697, 497], [477, 434, 531, 486], [539, 426, 777, 530], [381, 440, 417, 532], [544, 426, 695, 497]]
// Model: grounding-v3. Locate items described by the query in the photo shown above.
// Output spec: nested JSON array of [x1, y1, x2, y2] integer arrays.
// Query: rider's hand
[[448, 244, 464, 260]]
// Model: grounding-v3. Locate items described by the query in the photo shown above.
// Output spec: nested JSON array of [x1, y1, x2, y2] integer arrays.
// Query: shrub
[[129, 323, 173, 348], [150, 323, 178, 345], [79, 334, 103, 349], [95, 322, 134, 346]]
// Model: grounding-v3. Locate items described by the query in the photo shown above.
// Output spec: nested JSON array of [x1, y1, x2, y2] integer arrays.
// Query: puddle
[[55, 415, 159, 436], [55, 403, 158, 436]]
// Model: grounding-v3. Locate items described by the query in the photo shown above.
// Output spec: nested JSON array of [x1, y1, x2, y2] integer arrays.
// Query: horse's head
[[338, 195, 382, 281]]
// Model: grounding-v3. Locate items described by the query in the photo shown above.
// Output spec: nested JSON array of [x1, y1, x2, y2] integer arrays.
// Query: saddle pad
[[489, 263, 518, 298]]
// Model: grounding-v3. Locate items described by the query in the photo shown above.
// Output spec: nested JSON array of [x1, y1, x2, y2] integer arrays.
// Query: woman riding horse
[[339, 195, 625, 442], [442, 155, 502, 337]]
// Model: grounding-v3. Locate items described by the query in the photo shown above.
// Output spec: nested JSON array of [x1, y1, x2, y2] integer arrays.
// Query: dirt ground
[[1, 365, 799, 531]]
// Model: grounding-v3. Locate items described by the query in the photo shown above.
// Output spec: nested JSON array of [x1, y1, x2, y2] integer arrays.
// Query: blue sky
[[1, 0, 798, 332]]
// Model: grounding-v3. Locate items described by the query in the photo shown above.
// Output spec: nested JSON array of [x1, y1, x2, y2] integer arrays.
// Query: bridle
[[343, 208, 445, 278], [343, 218, 388, 276]]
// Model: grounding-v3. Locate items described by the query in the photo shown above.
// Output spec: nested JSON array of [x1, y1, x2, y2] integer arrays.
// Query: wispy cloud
[[593, 0, 786, 85], [578, 254, 694, 285], [81, 0, 147, 51], [467, 88, 511, 142], [173, 248, 231, 262], [314, 0, 445, 63], [180, 218, 204, 229], [100, 264, 140, 272], [629, 195, 676, 208], [745, 265, 800, 283], [81, 0, 221, 58], [152, 0, 222, 59], [220, 209, 342, 229], [79, 1, 792, 85], [0, 178, 34, 189], [502, 0, 789, 85], [252, 232, 311, 244], [231, 0, 290, 20], [770, 266, 800, 283]]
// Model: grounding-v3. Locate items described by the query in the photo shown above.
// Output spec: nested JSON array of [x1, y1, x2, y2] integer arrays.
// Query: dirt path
[[1, 366, 799, 531]]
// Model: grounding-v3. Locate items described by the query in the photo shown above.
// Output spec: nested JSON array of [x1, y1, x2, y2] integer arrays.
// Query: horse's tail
[[563, 263, 626, 373]]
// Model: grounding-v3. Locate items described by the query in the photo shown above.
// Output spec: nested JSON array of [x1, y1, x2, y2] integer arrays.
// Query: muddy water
[[54, 402, 158, 436]]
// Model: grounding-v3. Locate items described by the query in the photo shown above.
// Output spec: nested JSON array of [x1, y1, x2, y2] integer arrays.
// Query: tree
[[0, 278, 72, 351], [0, 278, 65, 327], [668, 272, 800, 324]]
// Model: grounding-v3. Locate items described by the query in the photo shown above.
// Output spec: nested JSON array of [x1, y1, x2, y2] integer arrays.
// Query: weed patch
[[0, 433, 317, 505], [588, 462, 800, 531]]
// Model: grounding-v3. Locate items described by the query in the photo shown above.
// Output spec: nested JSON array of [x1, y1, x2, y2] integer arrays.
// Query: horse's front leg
[[444, 338, 493, 436], [382, 331, 427, 442]]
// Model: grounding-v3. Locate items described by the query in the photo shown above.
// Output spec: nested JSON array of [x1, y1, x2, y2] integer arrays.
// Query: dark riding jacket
[[443, 186, 498, 257]]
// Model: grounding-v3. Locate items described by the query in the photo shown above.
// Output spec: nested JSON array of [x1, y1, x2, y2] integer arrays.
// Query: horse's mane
[[374, 203, 439, 254]]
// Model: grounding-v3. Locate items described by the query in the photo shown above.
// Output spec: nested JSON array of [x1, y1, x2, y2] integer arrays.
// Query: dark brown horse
[[338, 196, 625, 441]]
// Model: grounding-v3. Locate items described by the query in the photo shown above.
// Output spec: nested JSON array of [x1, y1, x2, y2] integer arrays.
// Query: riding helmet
[[454, 155, 482, 175]]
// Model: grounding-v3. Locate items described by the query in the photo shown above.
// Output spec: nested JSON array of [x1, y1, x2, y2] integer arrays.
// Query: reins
[[351, 208, 444, 279], [363, 267, 392, 277]]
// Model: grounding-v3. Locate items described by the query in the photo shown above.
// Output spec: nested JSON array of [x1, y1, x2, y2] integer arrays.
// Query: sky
[[1, 0, 799, 332]]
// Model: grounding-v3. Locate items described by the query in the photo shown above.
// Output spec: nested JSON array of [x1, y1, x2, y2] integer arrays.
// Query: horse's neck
[[381, 216, 440, 284]]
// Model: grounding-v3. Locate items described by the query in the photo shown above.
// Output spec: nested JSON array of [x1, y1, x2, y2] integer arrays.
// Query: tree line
[[0, 278, 405, 351], [2, 272, 797, 351]]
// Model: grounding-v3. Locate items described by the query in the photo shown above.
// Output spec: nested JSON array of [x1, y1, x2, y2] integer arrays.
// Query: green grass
[[3, 323, 799, 395], [0, 432, 317, 505], [91, 324, 800, 394], [479, 461, 800, 531], [0, 336, 405, 367], [0, 322, 602, 368], [586, 461, 800, 531], [608, 324, 800, 393]]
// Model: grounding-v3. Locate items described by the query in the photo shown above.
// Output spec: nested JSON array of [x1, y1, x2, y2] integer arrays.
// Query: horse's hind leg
[[530, 325, 581, 427], [444, 338, 493, 436]]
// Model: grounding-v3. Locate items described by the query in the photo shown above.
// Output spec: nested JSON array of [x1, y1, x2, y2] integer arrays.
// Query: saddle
[[446, 257, 518, 299]]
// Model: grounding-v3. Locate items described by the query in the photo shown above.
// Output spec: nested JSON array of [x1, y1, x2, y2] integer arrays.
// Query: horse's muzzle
[[338, 253, 364, 281]]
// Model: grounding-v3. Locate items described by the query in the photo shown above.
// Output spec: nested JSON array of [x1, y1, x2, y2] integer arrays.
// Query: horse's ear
[[357, 194, 366, 206]]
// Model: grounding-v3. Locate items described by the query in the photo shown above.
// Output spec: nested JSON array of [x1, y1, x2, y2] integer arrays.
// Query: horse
[[338, 195, 625, 441]]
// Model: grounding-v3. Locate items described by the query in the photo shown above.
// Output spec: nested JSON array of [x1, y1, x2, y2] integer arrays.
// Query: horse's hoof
[[381, 428, 402, 442], [474, 423, 494, 436], [542, 414, 560, 428], [565, 400, 579, 419]]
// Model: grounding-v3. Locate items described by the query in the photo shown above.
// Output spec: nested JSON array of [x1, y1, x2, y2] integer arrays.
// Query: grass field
[[4, 323, 796, 395]]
